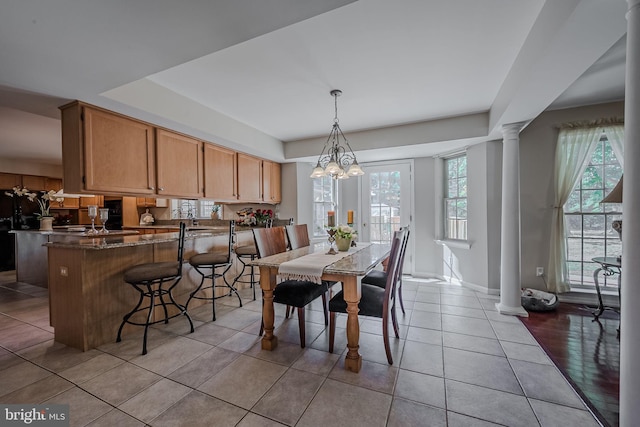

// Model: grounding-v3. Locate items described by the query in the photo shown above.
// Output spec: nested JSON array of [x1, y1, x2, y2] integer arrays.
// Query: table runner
[[277, 243, 371, 284]]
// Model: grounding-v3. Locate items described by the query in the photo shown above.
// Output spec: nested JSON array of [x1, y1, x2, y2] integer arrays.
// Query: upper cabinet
[[155, 129, 203, 198], [61, 102, 156, 195], [60, 101, 282, 204], [262, 161, 281, 204], [0, 173, 21, 189], [237, 153, 263, 203], [203, 144, 237, 202]]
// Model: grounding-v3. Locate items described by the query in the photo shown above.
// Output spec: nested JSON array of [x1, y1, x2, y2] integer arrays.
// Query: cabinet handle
[[149, 186, 155, 190], [159, 187, 164, 191]]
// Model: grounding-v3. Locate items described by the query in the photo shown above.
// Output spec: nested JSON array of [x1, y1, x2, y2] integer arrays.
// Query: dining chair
[[186, 220, 240, 321], [328, 228, 405, 364], [253, 226, 329, 347], [117, 222, 194, 355], [285, 224, 336, 323], [360, 226, 410, 314]]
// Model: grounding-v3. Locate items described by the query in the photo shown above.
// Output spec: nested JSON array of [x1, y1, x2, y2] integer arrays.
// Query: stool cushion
[[124, 261, 180, 284], [189, 252, 230, 266], [329, 284, 385, 318], [235, 245, 257, 256], [361, 270, 387, 289], [274, 280, 327, 308]]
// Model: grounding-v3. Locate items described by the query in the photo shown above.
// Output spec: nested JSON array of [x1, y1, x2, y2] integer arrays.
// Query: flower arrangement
[[331, 224, 357, 240], [34, 190, 64, 219], [236, 207, 273, 226], [4, 186, 36, 201], [4, 186, 64, 220], [254, 208, 274, 224]]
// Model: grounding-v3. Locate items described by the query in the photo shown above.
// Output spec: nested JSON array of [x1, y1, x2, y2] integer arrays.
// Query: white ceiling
[[0, 0, 628, 167]]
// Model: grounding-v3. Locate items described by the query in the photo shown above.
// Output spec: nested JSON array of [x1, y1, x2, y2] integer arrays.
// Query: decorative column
[[496, 122, 528, 317], [621, 1, 640, 425]]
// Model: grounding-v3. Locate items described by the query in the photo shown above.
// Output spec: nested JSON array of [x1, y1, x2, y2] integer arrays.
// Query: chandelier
[[310, 90, 364, 179]]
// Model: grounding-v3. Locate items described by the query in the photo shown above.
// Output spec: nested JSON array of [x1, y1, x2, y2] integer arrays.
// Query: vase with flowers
[[254, 208, 274, 226], [34, 190, 64, 231], [330, 224, 357, 251]]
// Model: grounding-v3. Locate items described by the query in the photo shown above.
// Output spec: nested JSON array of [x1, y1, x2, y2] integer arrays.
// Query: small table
[[591, 257, 621, 320], [252, 242, 391, 373]]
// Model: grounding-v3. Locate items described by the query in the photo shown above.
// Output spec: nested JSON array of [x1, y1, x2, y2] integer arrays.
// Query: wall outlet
[[60, 266, 68, 277], [536, 267, 544, 277]]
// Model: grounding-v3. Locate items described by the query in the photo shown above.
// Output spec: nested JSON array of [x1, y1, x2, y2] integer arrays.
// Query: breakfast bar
[[45, 227, 247, 351]]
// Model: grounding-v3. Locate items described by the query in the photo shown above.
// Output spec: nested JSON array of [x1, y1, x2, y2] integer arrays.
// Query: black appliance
[[104, 199, 123, 230]]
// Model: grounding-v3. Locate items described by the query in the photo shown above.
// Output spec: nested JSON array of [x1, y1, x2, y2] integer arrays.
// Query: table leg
[[341, 276, 362, 373], [260, 266, 278, 350], [592, 267, 605, 318]]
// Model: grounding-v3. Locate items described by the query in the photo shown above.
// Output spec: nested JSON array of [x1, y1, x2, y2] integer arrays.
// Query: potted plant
[[331, 224, 357, 251], [35, 190, 64, 231], [210, 204, 221, 219]]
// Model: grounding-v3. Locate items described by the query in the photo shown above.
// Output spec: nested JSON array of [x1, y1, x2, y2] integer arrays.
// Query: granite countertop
[[44, 229, 222, 250], [10, 228, 140, 237]]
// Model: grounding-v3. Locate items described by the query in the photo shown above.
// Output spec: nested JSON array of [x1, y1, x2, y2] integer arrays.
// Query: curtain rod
[[556, 117, 624, 129]]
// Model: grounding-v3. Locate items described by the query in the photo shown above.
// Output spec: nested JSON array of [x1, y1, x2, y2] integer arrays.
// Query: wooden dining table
[[252, 242, 391, 373]]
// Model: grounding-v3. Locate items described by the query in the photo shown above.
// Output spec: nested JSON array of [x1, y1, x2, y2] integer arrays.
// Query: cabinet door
[[83, 107, 156, 195], [262, 161, 281, 204], [21, 175, 46, 191], [80, 195, 104, 207], [156, 129, 203, 198], [45, 178, 63, 192], [0, 173, 21, 189], [136, 197, 156, 207], [237, 153, 262, 202], [203, 144, 237, 201], [270, 161, 281, 203]]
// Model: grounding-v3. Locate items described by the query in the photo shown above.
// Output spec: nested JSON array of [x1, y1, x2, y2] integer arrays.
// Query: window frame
[[564, 136, 622, 289], [312, 175, 337, 238], [443, 154, 468, 241]]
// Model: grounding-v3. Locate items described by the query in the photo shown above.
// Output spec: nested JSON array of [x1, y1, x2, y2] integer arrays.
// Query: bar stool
[[186, 220, 240, 321], [117, 222, 194, 355], [231, 218, 273, 301]]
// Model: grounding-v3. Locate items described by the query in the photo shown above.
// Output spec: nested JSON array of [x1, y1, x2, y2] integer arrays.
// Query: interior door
[[360, 161, 413, 272]]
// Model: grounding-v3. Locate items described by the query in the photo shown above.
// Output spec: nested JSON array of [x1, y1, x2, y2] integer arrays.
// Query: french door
[[359, 161, 412, 271]]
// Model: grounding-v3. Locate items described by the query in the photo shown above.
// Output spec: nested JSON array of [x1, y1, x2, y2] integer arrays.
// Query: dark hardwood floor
[[520, 303, 620, 427]]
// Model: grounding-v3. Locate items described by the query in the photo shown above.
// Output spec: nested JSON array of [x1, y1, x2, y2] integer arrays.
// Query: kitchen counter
[[11, 228, 139, 288], [46, 228, 239, 351]]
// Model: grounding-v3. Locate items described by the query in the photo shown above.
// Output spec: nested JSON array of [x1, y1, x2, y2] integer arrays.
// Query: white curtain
[[547, 127, 601, 293], [606, 124, 625, 169]]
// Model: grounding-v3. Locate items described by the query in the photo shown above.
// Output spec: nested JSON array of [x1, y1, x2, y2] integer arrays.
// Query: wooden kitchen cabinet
[[21, 175, 46, 191], [51, 198, 80, 209], [0, 173, 21, 189], [236, 153, 262, 202], [61, 102, 156, 195], [203, 143, 238, 201], [155, 129, 203, 198], [45, 178, 63, 192], [262, 160, 281, 204], [136, 198, 156, 208], [79, 195, 104, 207]]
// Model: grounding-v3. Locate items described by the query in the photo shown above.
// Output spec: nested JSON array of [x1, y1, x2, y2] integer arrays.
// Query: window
[[170, 199, 221, 219], [564, 137, 622, 288], [444, 155, 467, 240], [312, 176, 336, 237]]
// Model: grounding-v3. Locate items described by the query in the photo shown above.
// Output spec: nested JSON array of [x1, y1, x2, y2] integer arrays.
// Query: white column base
[[495, 302, 529, 317]]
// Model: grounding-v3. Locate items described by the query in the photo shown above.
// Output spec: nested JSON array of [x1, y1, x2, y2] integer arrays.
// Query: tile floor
[[0, 270, 602, 426]]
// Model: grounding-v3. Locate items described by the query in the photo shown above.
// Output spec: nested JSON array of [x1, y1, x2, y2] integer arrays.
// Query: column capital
[[501, 122, 528, 141]]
